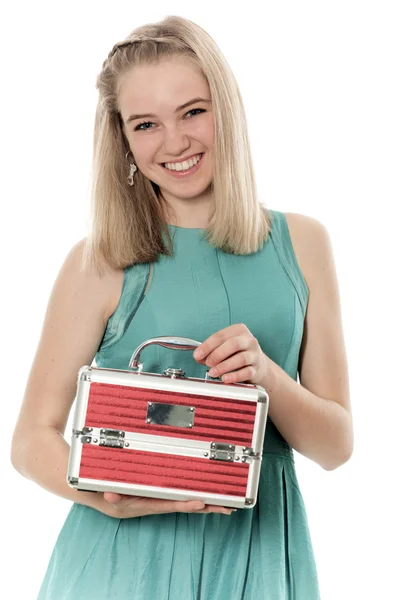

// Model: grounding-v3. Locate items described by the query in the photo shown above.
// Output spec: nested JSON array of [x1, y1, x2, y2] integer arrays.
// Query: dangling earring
[[126, 150, 137, 186]]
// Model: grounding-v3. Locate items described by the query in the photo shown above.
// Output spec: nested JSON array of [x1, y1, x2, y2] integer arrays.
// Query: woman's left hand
[[192, 323, 269, 386]]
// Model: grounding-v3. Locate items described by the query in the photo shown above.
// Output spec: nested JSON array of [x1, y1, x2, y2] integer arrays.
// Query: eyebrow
[[124, 97, 211, 125]]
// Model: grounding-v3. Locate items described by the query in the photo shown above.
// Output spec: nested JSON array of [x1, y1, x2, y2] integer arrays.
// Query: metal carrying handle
[[129, 336, 201, 372]]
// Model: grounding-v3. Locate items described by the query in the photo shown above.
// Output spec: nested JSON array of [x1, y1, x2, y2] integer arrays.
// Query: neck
[[159, 188, 213, 229]]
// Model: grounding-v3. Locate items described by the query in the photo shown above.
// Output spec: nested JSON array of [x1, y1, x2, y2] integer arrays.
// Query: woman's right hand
[[101, 492, 235, 518]]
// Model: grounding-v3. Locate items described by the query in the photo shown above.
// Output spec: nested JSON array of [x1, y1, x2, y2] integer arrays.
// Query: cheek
[[190, 115, 214, 146], [201, 115, 215, 146], [131, 138, 159, 163]]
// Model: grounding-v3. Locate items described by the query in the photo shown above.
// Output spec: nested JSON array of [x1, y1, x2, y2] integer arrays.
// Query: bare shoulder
[[68, 238, 124, 326], [11, 238, 124, 439], [283, 212, 334, 284], [283, 211, 328, 238]]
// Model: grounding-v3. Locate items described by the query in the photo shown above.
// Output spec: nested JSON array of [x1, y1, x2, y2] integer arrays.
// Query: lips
[[161, 153, 204, 167]]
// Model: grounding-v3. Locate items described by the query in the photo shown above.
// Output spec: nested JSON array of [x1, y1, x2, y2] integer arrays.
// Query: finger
[[104, 492, 143, 505], [204, 335, 250, 368], [148, 499, 205, 514], [196, 506, 235, 514], [208, 350, 253, 378], [175, 500, 207, 513], [104, 492, 123, 504], [220, 365, 256, 384], [193, 325, 245, 361]]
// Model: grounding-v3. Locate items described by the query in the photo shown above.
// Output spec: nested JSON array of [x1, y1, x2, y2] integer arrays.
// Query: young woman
[[11, 15, 353, 600]]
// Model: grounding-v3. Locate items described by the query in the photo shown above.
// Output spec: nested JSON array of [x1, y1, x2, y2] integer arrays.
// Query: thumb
[[104, 492, 123, 504]]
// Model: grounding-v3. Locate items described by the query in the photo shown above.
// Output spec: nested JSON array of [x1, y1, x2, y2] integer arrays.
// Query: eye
[[134, 121, 154, 132], [186, 108, 205, 118], [134, 108, 205, 132]]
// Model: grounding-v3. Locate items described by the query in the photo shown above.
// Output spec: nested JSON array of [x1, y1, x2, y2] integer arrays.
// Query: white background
[[1, 1, 399, 598]]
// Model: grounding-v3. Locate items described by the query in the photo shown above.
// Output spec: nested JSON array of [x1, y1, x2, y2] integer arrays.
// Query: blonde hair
[[82, 15, 271, 275]]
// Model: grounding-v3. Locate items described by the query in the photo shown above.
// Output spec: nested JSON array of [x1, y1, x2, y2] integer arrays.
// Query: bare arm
[[10, 239, 123, 513], [259, 213, 353, 470], [10, 240, 230, 518]]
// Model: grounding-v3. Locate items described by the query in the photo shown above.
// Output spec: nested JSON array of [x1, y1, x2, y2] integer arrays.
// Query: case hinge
[[76, 426, 94, 444]]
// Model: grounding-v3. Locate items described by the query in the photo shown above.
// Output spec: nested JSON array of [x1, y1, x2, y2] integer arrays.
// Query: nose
[[162, 126, 191, 158]]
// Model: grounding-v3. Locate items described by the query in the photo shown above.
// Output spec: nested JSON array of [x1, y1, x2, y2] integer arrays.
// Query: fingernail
[[194, 349, 204, 359]]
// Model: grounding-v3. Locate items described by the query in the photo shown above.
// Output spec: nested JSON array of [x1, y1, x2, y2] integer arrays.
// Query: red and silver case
[[67, 336, 269, 509]]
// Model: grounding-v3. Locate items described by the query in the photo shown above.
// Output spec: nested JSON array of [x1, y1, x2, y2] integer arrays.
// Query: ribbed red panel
[[79, 382, 256, 496], [79, 445, 249, 495], [84, 382, 256, 446]]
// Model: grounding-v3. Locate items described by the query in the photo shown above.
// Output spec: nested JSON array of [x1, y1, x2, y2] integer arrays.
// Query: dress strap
[[96, 262, 152, 354], [268, 209, 309, 317]]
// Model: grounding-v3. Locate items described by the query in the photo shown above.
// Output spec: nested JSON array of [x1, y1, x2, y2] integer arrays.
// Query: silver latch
[[99, 428, 125, 448], [163, 368, 185, 378], [206, 443, 258, 463], [75, 427, 125, 447], [209, 442, 236, 462]]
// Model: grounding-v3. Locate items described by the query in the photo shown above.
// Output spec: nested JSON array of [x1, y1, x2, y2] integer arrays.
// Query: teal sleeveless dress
[[37, 209, 320, 600]]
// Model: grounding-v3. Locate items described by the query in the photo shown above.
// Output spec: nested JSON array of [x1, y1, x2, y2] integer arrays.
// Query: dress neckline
[[167, 224, 206, 232]]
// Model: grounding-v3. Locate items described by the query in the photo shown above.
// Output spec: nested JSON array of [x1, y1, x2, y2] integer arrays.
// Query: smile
[[161, 153, 205, 178]]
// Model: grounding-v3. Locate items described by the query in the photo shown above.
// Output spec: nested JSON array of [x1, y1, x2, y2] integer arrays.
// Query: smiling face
[[118, 56, 215, 221]]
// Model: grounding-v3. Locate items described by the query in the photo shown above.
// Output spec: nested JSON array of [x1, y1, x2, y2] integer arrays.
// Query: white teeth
[[164, 154, 202, 171]]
